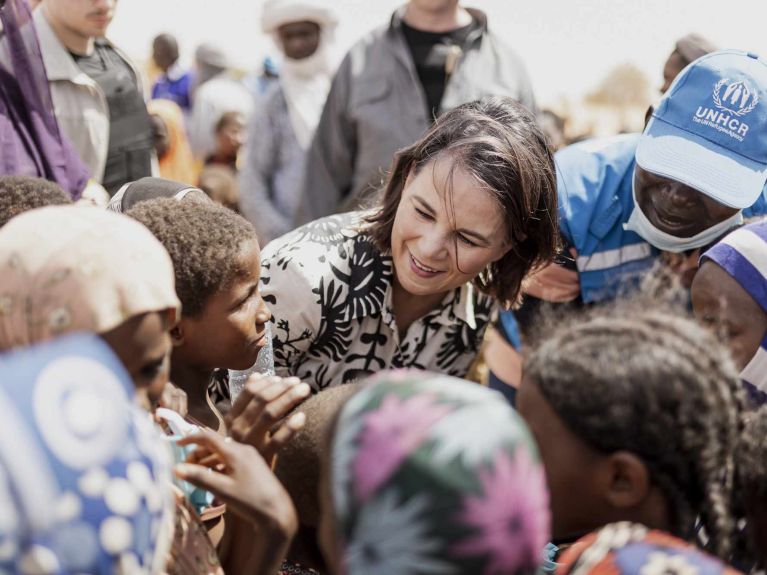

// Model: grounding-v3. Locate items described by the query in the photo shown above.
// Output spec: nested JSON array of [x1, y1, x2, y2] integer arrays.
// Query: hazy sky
[[109, 0, 767, 106]]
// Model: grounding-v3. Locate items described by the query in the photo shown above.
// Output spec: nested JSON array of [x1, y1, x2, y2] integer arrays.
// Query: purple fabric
[[702, 221, 767, 314], [0, 0, 90, 198]]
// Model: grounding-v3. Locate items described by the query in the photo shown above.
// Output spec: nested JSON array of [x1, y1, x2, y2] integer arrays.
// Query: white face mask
[[623, 171, 744, 253]]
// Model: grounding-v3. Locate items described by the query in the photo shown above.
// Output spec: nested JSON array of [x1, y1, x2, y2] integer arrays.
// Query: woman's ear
[[603, 451, 651, 509]]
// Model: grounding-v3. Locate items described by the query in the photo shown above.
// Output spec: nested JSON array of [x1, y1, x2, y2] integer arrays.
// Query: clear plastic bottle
[[228, 322, 275, 401]]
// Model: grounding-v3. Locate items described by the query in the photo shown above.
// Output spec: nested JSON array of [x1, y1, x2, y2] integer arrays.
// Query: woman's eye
[[415, 207, 433, 220], [458, 234, 478, 247]]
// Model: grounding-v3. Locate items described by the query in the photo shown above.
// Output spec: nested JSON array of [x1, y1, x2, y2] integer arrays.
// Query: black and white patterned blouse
[[260, 212, 496, 391]]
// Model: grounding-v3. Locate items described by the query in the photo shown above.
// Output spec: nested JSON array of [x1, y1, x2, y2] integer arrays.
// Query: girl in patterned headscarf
[[0, 334, 176, 574], [558, 522, 742, 575], [692, 220, 767, 404], [319, 370, 550, 575], [0, 205, 181, 411]]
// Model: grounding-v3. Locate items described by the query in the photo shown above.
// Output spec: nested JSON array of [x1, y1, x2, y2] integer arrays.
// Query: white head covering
[[0, 206, 181, 351], [261, 0, 339, 148]]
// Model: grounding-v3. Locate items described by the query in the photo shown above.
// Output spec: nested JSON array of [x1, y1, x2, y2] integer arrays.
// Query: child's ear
[[603, 451, 650, 509], [170, 323, 185, 347]]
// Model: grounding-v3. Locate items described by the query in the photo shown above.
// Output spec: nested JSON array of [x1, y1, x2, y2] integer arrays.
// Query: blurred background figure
[[151, 32, 193, 111], [198, 164, 240, 212], [661, 33, 717, 93], [242, 55, 280, 100], [188, 42, 253, 161], [239, 0, 338, 243], [0, 0, 91, 199], [539, 109, 567, 152], [147, 98, 199, 185], [35, 0, 155, 197], [206, 110, 245, 171], [297, 0, 537, 222]]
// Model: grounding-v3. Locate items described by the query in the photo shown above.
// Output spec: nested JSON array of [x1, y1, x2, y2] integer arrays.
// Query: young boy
[[128, 197, 309, 430]]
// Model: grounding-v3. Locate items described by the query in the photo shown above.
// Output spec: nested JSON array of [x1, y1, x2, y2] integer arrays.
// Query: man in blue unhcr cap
[[486, 50, 767, 402]]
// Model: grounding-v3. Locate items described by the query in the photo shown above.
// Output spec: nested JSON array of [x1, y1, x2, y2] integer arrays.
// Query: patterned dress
[[261, 212, 496, 391]]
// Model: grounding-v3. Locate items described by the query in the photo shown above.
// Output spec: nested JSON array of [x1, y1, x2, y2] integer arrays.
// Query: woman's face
[[691, 261, 767, 369], [100, 310, 174, 412], [390, 158, 510, 298]]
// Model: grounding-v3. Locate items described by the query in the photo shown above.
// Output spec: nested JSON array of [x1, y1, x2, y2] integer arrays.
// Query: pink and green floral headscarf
[[329, 370, 551, 575]]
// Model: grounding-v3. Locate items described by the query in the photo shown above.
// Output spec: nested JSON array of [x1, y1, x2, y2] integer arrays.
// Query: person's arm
[[296, 54, 357, 224], [176, 431, 298, 575], [238, 97, 291, 244]]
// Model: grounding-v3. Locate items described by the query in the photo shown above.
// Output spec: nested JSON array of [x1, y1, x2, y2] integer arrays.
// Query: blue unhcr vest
[[497, 134, 767, 347]]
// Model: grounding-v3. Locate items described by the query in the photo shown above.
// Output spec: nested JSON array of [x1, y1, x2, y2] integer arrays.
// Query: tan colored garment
[[0, 205, 180, 350], [165, 488, 225, 575], [149, 99, 200, 186]]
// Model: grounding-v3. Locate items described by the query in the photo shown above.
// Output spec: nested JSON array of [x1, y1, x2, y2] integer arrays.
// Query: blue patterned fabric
[[0, 334, 174, 574]]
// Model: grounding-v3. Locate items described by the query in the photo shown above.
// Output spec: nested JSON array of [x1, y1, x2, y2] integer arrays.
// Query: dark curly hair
[[127, 198, 257, 316], [524, 307, 744, 559], [738, 406, 767, 503], [736, 406, 767, 564], [0, 176, 71, 228], [365, 96, 559, 306]]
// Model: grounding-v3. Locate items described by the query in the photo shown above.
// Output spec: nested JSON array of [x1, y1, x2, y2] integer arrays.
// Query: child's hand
[[159, 382, 188, 417], [175, 429, 298, 537], [225, 374, 310, 464]]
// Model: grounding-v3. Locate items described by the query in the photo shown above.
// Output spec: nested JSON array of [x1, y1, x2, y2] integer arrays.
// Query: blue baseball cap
[[637, 50, 767, 209]]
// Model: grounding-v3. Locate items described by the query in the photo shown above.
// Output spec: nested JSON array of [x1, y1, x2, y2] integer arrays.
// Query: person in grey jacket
[[297, 0, 536, 223]]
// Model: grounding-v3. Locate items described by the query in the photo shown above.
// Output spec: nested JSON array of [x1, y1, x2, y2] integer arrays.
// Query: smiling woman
[[260, 97, 559, 391]]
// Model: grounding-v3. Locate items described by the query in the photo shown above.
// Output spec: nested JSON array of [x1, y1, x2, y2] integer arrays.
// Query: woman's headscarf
[[701, 220, 767, 401], [0, 206, 180, 350], [0, 333, 175, 573], [559, 522, 741, 575], [330, 370, 550, 575], [147, 100, 199, 186], [107, 176, 210, 213]]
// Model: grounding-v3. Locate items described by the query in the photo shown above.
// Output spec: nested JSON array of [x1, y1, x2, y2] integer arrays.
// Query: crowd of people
[[1, 0, 767, 573]]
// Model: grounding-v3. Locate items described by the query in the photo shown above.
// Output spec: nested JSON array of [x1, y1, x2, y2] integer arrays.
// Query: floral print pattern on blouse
[[260, 212, 495, 391]]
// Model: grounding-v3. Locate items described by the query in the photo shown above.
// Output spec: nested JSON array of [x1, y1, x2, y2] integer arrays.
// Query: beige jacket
[[33, 9, 153, 183]]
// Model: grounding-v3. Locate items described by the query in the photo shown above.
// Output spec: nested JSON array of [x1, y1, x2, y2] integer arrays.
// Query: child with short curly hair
[[128, 197, 273, 429], [0, 175, 71, 228]]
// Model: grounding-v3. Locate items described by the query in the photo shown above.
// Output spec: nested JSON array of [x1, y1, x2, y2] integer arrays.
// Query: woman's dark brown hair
[[365, 96, 559, 306]]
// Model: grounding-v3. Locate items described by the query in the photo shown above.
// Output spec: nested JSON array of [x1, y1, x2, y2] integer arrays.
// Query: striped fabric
[[702, 221, 767, 401]]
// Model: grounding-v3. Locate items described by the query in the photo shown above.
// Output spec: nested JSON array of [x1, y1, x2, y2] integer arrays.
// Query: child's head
[[127, 198, 270, 371], [518, 308, 743, 558], [198, 165, 240, 212], [319, 370, 550, 575], [273, 384, 360, 571], [0, 206, 180, 411], [737, 406, 767, 566], [365, 96, 558, 306], [0, 175, 72, 228], [692, 221, 767, 401], [214, 111, 245, 160]]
